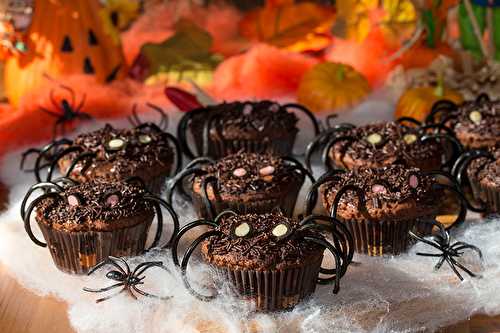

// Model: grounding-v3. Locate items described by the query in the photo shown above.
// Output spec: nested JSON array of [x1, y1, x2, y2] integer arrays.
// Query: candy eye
[[259, 165, 275, 176], [271, 222, 292, 240], [104, 192, 121, 207], [269, 103, 280, 112], [403, 134, 417, 144], [408, 174, 419, 189], [232, 222, 252, 238], [138, 134, 152, 144], [366, 133, 383, 145], [242, 104, 253, 115], [371, 184, 387, 194], [233, 168, 247, 177], [469, 111, 482, 125], [105, 138, 126, 152], [67, 193, 83, 207]]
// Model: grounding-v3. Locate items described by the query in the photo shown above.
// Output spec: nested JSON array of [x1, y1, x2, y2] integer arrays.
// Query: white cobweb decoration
[[0, 93, 499, 333]]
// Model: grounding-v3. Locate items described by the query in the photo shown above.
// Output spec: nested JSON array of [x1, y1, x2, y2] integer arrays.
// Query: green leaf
[[140, 19, 223, 81]]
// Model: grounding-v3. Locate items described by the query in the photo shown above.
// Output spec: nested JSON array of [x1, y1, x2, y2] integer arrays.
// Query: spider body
[[305, 117, 462, 173], [83, 256, 171, 303], [171, 210, 354, 310], [21, 176, 179, 274]]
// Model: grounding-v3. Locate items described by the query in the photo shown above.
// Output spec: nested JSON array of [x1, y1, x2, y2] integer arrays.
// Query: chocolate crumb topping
[[331, 122, 442, 169], [201, 213, 323, 270], [449, 100, 500, 137], [468, 146, 500, 186], [36, 180, 153, 232], [191, 101, 299, 140], [195, 153, 304, 196], [321, 165, 438, 219], [59, 124, 174, 181]]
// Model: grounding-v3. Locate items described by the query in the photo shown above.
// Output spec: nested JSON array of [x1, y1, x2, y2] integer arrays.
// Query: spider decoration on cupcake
[[171, 210, 354, 302], [20, 176, 179, 250], [409, 220, 483, 281], [20, 104, 182, 185], [177, 101, 320, 159], [83, 256, 172, 303], [304, 117, 462, 173], [425, 93, 491, 125], [165, 154, 315, 218], [39, 79, 93, 140]]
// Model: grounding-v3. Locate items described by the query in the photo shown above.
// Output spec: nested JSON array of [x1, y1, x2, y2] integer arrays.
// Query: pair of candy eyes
[[371, 174, 420, 194], [241, 103, 280, 115], [66, 192, 121, 208], [232, 222, 291, 239], [232, 165, 275, 178], [104, 134, 153, 152], [365, 133, 418, 146]]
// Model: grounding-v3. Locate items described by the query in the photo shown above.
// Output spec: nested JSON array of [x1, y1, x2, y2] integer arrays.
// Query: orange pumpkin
[[3, 0, 126, 106], [395, 85, 463, 122], [297, 62, 371, 112]]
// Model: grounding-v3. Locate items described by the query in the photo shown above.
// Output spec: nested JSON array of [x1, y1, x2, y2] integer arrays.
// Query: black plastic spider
[[171, 210, 354, 302], [20, 104, 181, 184], [128, 102, 169, 132], [165, 155, 314, 219], [304, 116, 462, 173], [83, 256, 172, 303], [409, 220, 483, 281], [39, 81, 92, 140], [177, 101, 320, 159]]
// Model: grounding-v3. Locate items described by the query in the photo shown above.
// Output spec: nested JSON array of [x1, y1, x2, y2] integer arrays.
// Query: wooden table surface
[[0, 263, 499, 333]]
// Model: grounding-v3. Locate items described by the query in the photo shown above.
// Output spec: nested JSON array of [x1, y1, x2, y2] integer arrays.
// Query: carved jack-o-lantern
[[3, 0, 126, 106]]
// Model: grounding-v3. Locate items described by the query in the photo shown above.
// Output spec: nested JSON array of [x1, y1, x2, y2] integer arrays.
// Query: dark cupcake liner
[[470, 179, 500, 213], [212, 255, 323, 311], [342, 217, 434, 256], [192, 180, 303, 218], [37, 219, 153, 274]]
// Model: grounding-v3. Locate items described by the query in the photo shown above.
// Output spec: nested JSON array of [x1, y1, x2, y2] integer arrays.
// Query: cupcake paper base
[[212, 255, 323, 311], [37, 219, 153, 274], [471, 179, 500, 214]]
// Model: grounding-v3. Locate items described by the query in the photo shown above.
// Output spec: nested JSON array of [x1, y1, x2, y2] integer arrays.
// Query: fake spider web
[[0, 93, 499, 333]]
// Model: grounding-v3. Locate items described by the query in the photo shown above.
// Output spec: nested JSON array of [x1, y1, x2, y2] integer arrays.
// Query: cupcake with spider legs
[[21, 177, 179, 274], [21, 104, 181, 194], [177, 100, 320, 159], [304, 165, 468, 256], [166, 152, 314, 218], [172, 211, 354, 311], [453, 146, 500, 214], [305, 120, 462, 173], [427, 94, 500, 150]]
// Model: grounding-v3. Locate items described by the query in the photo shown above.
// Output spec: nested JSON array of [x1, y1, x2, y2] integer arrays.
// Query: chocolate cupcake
[[177, 101, 319, 159], [453, 146, 500, 214], [427, 94, 500, 150], [172, 211, 353, 311], [166, 153, 314, 218], [26, 122, 181, 195], [21, 177, 179, 274], [305, 120, 461, 173], [304, 165, 467, 255]]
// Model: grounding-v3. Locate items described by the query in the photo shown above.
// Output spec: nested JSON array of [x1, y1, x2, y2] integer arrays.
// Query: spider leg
[[449, 257, 479, 278], [131, 285, 156, 298], [445, 256, 464, 281], [20, 148, 42, 172], [409, 231, 443, 252], [75, 93, 86, 113], [95, 286, 127, 303], [132, 261, 166, 277], [83, 282, 125, 293], [58, 83, 76, 107], [126, 286, 138, 300], [453, 245, 483, 259], [49, 90, 60, 111], [40, 107, 62, 118], [87, 257, 127, 276], [109, 256, 131, 276], [435, 256, 446, 270], [416, 252, 443, 257]]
